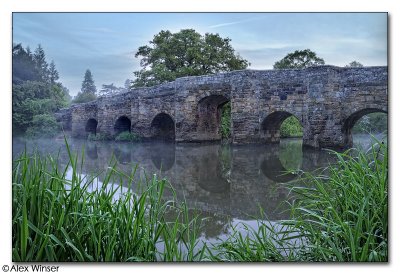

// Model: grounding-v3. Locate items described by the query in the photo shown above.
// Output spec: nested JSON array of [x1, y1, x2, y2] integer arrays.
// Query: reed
[[207, 140, 388, 262], [12, 138, 388, 262], [12, 138, 203, 262]]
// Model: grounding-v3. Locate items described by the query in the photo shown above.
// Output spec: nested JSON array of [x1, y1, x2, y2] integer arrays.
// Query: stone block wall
[[57, 65, 388, 148]]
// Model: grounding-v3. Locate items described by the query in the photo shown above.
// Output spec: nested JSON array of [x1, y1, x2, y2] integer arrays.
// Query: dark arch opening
[[114, 116, 131, 135], [85, 118, 98, 135], [261, 111, 303, 143], [150, 113, 175, 141], [197, 95, 230, 141], [343, 108, 387, 147]]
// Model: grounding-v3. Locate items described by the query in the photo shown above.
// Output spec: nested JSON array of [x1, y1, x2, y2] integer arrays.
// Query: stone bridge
[[57, 65, 388, 148]]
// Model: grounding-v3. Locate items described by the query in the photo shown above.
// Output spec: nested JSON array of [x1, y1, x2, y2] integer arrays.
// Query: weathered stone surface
[[56, 65, 388, 148]]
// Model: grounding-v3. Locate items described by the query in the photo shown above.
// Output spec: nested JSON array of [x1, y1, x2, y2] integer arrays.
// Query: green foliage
[[13, 81, 68, 135], [87, 132, 113, 141], [279, 140, 303, 171], [133, 29, 250, 87], [81, 69, 97, 94], [115, 131, 140, 142], [273, 49, 325, 69], [220, 103, 231, 140], [71, 91, 97, 104], [12, 140, 203, 262], [283, 141, 388, 261], [208, 141, 388, 262], [13, 44, 39, 84], [12, 43, 70, 136], [352, 113, 387, 134], [280, 116, 303, 137], [346, 60, 364, 68], [12, 138, 388, 262], [25, 114, 60, 138]]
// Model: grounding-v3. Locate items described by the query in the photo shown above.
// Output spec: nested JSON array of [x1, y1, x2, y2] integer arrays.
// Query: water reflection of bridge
[[53, 139, 332, 220], [13, 138, 334, 221]]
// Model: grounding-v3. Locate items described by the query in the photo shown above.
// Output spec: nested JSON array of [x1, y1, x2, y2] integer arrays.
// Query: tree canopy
[[273, 49, 325, 69], [12, 43, 70, 137], [133, 29, 250, 87], [72, 69, 98, 104], [346, 61, 364, 68], [81, 69, 97, 94]]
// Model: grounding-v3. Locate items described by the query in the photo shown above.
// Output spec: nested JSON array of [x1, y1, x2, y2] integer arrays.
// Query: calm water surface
[[12, 134, 384, 245]]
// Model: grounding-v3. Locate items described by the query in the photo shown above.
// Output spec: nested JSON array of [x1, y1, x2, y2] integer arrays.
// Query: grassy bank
[[209, 140, 388, 262], [12, 140, 204, 262], [12, 139, 387, 262]]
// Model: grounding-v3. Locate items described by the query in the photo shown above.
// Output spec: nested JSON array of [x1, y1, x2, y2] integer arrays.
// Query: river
[[12, 133, 385, 246]]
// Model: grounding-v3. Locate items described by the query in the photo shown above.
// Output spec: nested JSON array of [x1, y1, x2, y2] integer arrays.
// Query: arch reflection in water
[[113, 143, 132, 165], [259, 140, 302, 183], [150, 142, 176, 171], [196, 145, 231, 193], [86, 143, 98, 160]]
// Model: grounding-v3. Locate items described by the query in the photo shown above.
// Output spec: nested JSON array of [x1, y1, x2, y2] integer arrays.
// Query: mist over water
[[12, 133, 385, 244]]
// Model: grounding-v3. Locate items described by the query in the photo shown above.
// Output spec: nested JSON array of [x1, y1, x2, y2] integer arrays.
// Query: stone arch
[[261, 111, 303, 143], [196, 95, 230, 141], [150, 112, 175, 141], [342, 108, 387, 147], [114, 116, 131, 135], [85, 118, 98, 135]]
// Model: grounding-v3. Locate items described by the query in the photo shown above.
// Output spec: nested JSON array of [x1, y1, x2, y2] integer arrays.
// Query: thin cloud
[[208, 16, 264, 29]]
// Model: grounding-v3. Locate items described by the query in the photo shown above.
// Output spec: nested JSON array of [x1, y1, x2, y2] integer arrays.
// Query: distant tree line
[[12, 43, 71, 137]]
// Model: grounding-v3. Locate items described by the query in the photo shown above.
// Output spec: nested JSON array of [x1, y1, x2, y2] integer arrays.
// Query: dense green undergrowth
[[12, 138, 387, 262]]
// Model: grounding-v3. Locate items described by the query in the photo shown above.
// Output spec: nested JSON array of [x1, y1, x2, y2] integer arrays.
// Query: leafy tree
[[280, 116, 303, 137], [99, 83, 118, 97], [12, 43, 40, 84], [72, 91, 97, 104], [273, 49, 325, 69], [346, 61, 364, 68], [81, 69, 97, 94], [124, 79, 132, 90], [33, 44, 49, 82], [72, 70, 98, 104], [13, 81, 68, 134], [133, 29, 250, 87], [12, 43, 70, 136], [25, 114, 60, 138], [49, 60, 59, 84]]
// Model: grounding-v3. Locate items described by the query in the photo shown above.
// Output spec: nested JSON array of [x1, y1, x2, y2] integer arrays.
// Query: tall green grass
[[12, 138, 388, 262], [12, 139, 204, 262], [206, 141, 388, 262]]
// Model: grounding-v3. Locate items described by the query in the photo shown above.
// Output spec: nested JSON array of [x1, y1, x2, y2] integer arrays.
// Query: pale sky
[[13, 12, 387, 96]]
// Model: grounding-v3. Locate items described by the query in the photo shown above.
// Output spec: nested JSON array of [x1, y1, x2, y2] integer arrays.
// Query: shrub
[[25, 114, 60, 138], [115, 131, 140, 142], [220, 103, 231, 139], [280, 116, 303, 137], [87, 132, 113, 141]]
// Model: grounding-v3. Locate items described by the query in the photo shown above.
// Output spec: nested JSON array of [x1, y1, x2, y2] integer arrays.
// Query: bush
[[25, 114, 60, 138], [220, 103, 231, 139], [280, 116, 303, 137], [115, 131, 140, 142], [87, 132, 113, 141], [72, 91, 97, 104]]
